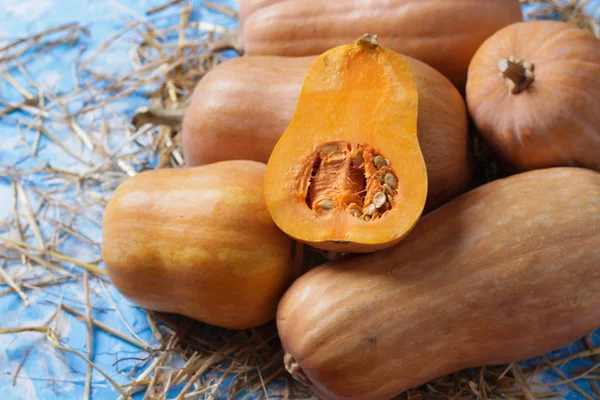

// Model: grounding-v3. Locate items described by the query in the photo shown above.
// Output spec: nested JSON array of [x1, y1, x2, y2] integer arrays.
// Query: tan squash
[[182, 56, 311, 167], [467, 20, 600, 172], [239, 0, 283, 22], [102, 161, 299, 330], [241, 0, 523, 87], [182, 55, 471, 212], [278, 167, 600, 400]]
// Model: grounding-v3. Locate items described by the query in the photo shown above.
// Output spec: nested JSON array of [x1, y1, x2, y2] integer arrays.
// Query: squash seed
[[383, 183, 395, 195], [385, 159, 390, 167], [320, 143, 340, 155], [363, 204, 376, 216], [373, 155, 386, 169], [320, 144, 345, 161], [384, 173, 398, 189], [373, 192, 386, 208], [350, 208, 362, 218], [328, 152, 346, 161], [352, 155, 364, 167], [387, 194, 393, 203], [316, 199, 334, 210]]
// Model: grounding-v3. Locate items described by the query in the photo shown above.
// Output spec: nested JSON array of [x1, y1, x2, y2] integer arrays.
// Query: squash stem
[[355, 33, 379, 49], [497, 57, 535, 94], [284, 352, 312, 386]]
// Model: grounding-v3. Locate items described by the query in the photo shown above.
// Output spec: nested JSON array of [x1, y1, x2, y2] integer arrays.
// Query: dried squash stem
[[497, 56, 535, 94]]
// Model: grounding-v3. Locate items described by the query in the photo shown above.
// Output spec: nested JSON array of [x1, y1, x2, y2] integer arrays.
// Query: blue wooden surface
[[0, 1, 598, 399]]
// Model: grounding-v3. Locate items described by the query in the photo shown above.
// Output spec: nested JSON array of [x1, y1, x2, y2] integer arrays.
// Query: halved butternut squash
[[264, 35, 427, 253]]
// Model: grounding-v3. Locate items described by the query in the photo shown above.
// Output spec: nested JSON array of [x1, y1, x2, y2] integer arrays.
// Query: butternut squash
[[241, 0, 523, 87], [182, 55, 471, 212], [264, 35, 427, 253], [278, 167, 600, 400], [239, 0, 282, 22], [102, 161, 298, 330], [467, 21, 600, 172]]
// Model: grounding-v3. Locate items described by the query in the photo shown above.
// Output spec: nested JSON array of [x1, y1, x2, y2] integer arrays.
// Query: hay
[[522, 0, 600, 36], [0, 0, 598, 399]]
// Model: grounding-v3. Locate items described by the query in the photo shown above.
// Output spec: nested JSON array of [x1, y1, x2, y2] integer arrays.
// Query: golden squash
[[182, 54, 470, 212], [241, 0, 523, 88], [264, 35, 427, 253], [278, 167, 600, 400], [467, 20, 600, 172], [102, 161, 298, 330]]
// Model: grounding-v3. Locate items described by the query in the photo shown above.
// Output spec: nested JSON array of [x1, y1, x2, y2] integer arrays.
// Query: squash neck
[[497, 57, 535, 94]]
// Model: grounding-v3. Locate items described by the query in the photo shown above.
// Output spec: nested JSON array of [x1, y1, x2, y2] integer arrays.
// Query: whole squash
[[102, 161, 298, 330], [467, 21, 600, 172], [241, 0, 523, 87], [182, 54, 471, 212], [278, 167, 600, 400]]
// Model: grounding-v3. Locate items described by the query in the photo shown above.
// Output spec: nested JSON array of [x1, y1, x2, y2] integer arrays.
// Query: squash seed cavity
[[295, 141, 399, 220]]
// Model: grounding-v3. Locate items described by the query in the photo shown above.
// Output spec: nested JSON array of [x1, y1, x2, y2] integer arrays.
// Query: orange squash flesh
[[264, 35, 427, 253]]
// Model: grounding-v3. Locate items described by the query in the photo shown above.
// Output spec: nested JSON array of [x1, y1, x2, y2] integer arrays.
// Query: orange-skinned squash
[[277, 167, 600, 400], [239, 0, 282, 22], [182, 55, 471, 212], [467, 21, 600, 172], [264, 35, 427, 253], [241, 0, 523, 88], [102, 161, 298, 330]]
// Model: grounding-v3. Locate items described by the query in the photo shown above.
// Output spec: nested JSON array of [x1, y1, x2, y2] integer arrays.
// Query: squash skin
[[277, 167, 600, 400], [102, 161, 296, 330], [467, 21, 600, 172], [182, 56, 310, 167], [239, 0, 283, 22], [241, 0, 523, 88], [182, 55, 471, 212]]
